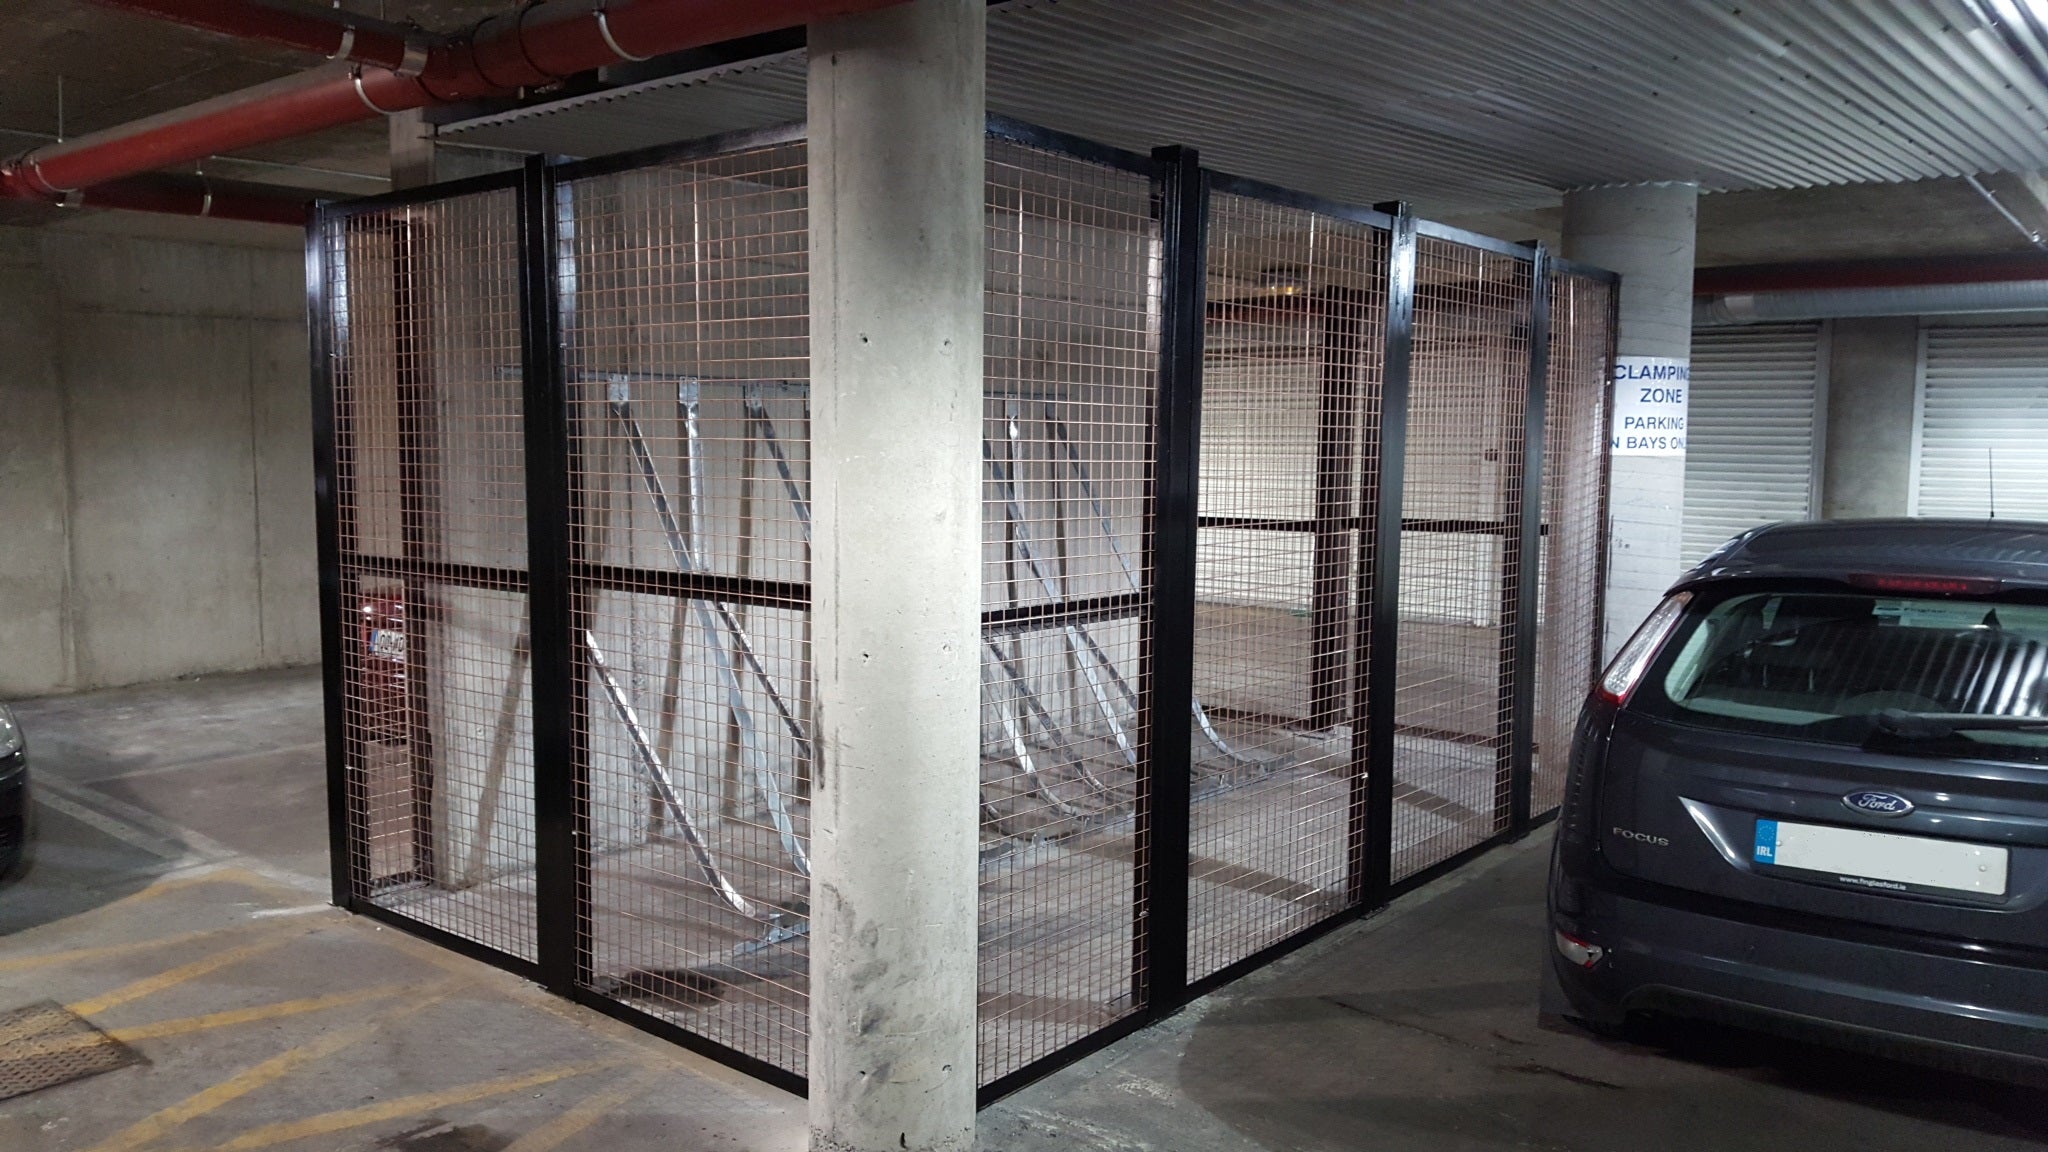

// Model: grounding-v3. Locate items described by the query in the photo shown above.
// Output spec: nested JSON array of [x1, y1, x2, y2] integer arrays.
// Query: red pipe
[[4, 0, 904, 202], [7, 66, 391, 198], [78, 173, 313, 226], [1695, 253, 2048, 296], [92, 0, 422, 72]]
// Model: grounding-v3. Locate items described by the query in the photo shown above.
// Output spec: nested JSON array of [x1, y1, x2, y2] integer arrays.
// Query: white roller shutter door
[[1914, 326, 2048, 520], [1681, 324, 1825, 565]]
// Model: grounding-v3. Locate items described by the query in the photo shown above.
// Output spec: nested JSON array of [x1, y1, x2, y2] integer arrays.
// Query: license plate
[[369, 628, 407, 662], [1753, 818, 2008, 897]]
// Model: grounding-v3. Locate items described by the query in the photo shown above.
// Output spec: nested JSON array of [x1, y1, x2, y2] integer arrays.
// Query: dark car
[[1546, 519, 2048, 1079], [0, 701, 27, 879]]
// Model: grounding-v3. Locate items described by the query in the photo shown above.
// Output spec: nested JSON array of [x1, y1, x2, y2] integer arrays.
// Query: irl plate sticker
[[1753, 818, 1779, 863], [1611, 356, 1690, 456]]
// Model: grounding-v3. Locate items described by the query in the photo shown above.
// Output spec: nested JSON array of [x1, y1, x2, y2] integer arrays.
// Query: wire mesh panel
[[1188, 193, 1386, 981], [559, 140, 814, 1076], [311, 118, 1618, 1103], [978, 137, 1158, 1085], [1534, 272, 1614, 814], [1391, 237, 1533, 880], [322, 185, 539, 961]]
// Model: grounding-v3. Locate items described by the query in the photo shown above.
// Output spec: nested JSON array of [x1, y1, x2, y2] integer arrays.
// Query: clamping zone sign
[[1611, 356, 1689, 456]]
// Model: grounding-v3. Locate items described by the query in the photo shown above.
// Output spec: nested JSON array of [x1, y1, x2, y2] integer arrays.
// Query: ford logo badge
[[1842, 790, 1915, 818]]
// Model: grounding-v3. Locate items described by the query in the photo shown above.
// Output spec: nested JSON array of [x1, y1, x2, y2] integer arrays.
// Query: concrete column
[[806, 3, 985, 1151], [1561, 183, 1699, 656], [0, 228, 71, 696], [388, 109, 522, 189], [1822, 316, 1920, 519]]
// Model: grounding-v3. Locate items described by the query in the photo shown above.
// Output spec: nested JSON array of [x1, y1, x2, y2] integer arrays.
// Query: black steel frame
[[309, 116, 1617, 1112], [1137, 143, 1205, 1016], [1506, 245, 1553, 833]]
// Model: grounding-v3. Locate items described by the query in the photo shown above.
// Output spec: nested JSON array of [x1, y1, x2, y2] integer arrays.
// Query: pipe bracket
[[353, 67, 400, 115], [396, 37, 430, 78], [595, 2, 652, 62], [24, 157, 78, 198]]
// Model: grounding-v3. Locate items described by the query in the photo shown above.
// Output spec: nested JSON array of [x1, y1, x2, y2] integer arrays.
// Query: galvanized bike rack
[[604, 377, 811, 880]]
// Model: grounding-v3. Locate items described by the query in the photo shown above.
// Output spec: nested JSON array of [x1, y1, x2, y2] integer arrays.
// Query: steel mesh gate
[[315, 185, 540, 963], [1189, 183, 1388, 983], [312, 118, 1615, 1104]]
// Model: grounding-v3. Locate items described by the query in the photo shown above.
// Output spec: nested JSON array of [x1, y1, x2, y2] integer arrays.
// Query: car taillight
[[1554, 930, 1605, 969], [1597, 592, 1691, 706], [1846, 573, 2001, 597]]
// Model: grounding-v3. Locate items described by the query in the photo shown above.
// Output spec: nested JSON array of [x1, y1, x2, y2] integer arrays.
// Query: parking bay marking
[[500, 1068, 669, 1152], [66, 924, 316, 1018], [76, 979, 468, 1152], [199, 1059, 630, 1152]]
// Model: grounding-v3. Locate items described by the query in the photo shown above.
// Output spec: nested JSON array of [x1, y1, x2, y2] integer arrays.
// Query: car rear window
[[1631, 589, 2048, 764]]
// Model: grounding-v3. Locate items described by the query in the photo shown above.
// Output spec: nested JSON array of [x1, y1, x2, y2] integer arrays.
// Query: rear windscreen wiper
[[1874, 709, 2048, 739]]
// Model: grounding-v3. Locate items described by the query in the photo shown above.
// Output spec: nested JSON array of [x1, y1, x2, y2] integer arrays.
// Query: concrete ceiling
[[446, 1, 2048, 208], [0, 0, 511, 197], [1444, 173, 2048, 267], [3, 0, 2047, 264]]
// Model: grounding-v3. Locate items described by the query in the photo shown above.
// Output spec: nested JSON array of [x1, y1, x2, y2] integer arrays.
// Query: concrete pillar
[[806, 3, 985, 1151], [1822, 316, 1920, 519], [1561, 183, 1699, 656], [0, 228, 71, 696], [388, 109, 522, 189]]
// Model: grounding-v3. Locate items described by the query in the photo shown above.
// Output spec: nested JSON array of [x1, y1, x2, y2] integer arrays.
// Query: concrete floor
[[1, 669, 808, 1152], [4, 668, 2046, 1150], [991, 837, 2048, 1151]]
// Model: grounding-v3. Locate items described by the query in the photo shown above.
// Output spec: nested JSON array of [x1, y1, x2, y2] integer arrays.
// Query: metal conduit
[[1696, 280, 2048, 325]]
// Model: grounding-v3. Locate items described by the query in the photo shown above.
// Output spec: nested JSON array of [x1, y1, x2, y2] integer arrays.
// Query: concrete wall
[[1820, 316, 1920, 519], [0, 215, 314, 697]]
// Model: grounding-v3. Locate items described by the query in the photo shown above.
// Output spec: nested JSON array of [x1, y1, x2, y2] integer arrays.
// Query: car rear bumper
[[1553, 882, 2048, 1076]]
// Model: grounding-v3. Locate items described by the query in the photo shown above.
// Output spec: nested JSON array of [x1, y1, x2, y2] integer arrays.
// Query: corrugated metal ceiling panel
[[442, 0, 2048, 215]]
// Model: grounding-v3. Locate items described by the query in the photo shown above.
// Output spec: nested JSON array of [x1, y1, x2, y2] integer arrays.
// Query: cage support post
[[1358, 203, 1418, 906], [1138, 143, 1207, 1013], [1507, 246, 1551, 833], [309, 208, 357, 912], [519, 156, 583, 994]]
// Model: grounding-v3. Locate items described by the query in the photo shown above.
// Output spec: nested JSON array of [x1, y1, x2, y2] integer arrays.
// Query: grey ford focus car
[[1546, 519, 2048, 1078]]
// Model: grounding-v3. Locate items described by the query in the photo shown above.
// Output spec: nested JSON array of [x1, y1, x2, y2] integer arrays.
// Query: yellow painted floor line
[[57, 866, 254, 919], [68, 926, 310, 1018], [205, 1059, 626, 1152], [0, 926, 232, 975], [77, 980, 465, 1152], [108, 983, 410, 1043], [0, 985, 403, 1059], [500, 1067, 667, 1152]]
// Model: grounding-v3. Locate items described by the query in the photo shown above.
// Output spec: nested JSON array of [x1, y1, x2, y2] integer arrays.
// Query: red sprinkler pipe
[[92, 0, 424, 72], [4, 0, 905, 203], [78, 173, 314, 226]]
